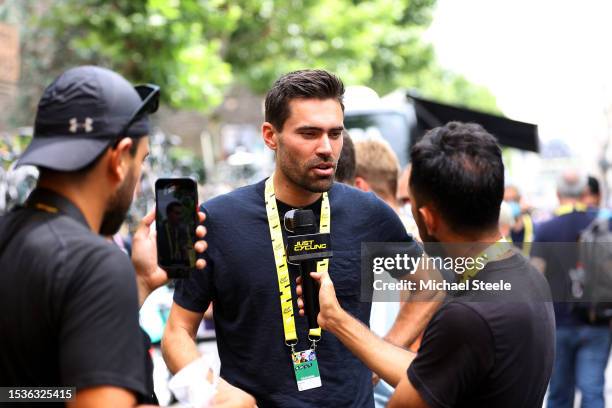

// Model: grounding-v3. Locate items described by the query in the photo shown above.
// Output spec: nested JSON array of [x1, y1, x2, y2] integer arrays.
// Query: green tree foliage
[[34, 0, 497, 113], [42, 0, 234, 110]]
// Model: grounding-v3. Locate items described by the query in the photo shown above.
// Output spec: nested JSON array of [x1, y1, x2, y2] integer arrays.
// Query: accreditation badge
[[291, 349, 322, 391]]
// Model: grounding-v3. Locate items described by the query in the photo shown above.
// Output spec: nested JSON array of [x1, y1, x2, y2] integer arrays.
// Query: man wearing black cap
[[0, 66, 211, 407]]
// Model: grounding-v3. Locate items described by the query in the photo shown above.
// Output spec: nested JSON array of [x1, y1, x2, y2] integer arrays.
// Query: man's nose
[[316, 134, 333, 157]]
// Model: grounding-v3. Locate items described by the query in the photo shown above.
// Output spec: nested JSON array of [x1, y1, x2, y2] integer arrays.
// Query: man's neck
[[558, 198, 580, 206], [272, 171, 323, 208], [36, 178, 106, 233], [438, 228, 503, 259], [383, 196, 399, 213]]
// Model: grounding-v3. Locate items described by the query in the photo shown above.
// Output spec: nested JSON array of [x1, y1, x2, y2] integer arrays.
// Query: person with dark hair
[[0, 66, 210, 407], [162, 69, 431, 407], [297, 121, 555, 407], [409, 122, 504, 232], [334, 131, 356, 185]]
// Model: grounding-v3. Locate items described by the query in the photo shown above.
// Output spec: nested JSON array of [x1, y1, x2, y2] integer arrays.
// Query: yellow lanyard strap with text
[[265, 176, 330, 345], [460, 238, 511, 282]]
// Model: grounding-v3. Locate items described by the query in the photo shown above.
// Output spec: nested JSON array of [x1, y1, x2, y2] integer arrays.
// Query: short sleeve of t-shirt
[[407, 302, 495, 408], [58, 247, 149, 397], [173, 205, 215, 312]]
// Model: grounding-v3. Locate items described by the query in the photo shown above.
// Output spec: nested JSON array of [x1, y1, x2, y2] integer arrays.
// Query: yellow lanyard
[[520, 214, 534, 257], [264, 176, 330, 345], [554, 203, 587, 216], [460, 238, 511, 282], [33, 203, 59, 214]]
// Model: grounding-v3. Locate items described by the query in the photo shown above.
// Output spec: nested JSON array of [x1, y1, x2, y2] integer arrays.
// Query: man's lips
[[311, 162, 334, 177]]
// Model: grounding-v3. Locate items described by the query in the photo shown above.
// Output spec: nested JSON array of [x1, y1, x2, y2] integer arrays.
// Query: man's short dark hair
[[335, 131, 356, 185], [264, 69, 345, 131], [410, 121, 504, 232]]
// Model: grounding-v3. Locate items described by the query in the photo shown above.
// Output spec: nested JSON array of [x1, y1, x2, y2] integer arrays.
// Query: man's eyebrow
[[295, 126, 345, 132]]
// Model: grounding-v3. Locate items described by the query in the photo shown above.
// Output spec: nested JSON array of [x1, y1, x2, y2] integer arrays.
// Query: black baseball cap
[[17, 65, 160, 171]]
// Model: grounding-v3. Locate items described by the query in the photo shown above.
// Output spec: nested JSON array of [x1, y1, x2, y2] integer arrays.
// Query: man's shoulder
[[202, 180, 263, 214], [331, 181, 378, 202], [450, 256, 554, 332], [330, 182, 396, 215], [1, 210, 133, 292], [536, 210, 597, 241], [534, 214, 571, 241], [7, 209, 109, 252], [435, 301, 490, 331], [44, 217, 131, 272]]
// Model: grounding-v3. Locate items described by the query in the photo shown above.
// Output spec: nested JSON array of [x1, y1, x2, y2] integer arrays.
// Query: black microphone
[[284, 209, 333, 331]]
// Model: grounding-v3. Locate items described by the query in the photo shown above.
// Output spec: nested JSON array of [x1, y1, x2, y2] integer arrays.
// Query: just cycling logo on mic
[[293, 240, 328, 252]]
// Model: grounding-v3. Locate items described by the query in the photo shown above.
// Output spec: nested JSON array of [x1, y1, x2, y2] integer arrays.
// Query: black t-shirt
[[174, 179, 421, 407], [407, 253, 555, 408], [0, 189, 155, 405]]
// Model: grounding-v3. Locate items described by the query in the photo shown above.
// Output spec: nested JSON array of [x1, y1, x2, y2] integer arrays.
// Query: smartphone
[[155, 178, 198, 279]]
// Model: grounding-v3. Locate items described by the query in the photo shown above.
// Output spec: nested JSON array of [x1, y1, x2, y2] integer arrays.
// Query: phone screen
[[155, 178, 198, 276]]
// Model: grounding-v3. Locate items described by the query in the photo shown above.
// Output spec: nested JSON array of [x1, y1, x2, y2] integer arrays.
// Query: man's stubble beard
[[413, 206, 448, 258], [99, 168, 137, 236], [277, 140, 335, 194]]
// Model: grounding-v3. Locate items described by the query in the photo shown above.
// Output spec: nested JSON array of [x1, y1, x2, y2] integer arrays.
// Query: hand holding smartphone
[[155, 178, 198, 279]]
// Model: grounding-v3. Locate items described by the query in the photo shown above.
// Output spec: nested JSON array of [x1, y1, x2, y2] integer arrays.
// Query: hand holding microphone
[[295, 268, 343, 331]]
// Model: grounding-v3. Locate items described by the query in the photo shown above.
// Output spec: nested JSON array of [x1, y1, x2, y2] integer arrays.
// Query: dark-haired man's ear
[[262, 122, 279, 151], [107, 137, 133, 184], [418, 205, 437, 237]]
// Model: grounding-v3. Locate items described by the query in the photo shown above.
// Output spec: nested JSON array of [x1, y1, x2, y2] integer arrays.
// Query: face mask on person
[[399, 202, 414, 220], [507, 201, 521, 218]]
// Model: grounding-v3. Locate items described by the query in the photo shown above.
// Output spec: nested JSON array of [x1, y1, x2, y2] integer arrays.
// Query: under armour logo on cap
[[69, 117, 94, 133]]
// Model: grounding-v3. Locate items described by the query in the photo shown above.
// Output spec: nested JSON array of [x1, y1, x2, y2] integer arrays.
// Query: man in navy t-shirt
[[161, 70, 427, 407], [531, 170, 611, 408]]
